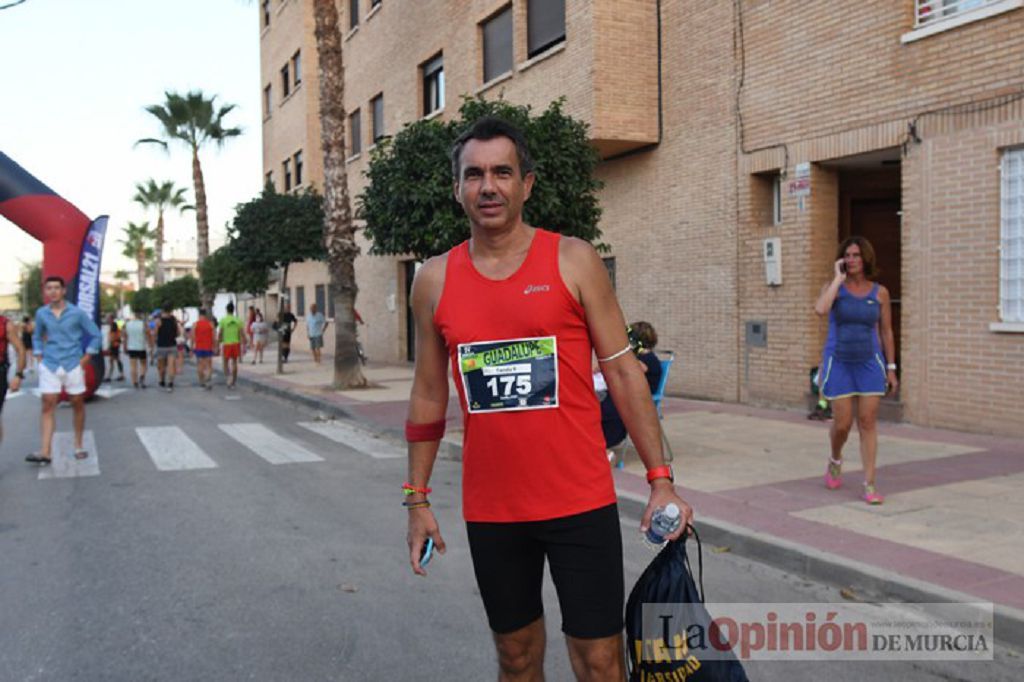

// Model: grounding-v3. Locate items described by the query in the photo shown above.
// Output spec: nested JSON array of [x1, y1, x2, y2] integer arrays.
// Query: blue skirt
[[820, 352, 886, 400]]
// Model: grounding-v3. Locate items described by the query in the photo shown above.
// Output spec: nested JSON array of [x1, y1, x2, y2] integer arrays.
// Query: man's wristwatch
[[15, 371, 25, 379], [886, 363, 897, 371], [646, 465, 674, 484]]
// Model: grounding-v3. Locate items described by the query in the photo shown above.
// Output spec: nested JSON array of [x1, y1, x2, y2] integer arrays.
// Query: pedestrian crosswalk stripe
[[136, 426, 218, 471], [38, 431, 100, 480], [218, 423, 324, 465], [297, 421, 404, 459]]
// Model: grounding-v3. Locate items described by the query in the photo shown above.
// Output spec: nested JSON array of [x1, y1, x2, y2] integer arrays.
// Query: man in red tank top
[[404, 117, 693, 681]]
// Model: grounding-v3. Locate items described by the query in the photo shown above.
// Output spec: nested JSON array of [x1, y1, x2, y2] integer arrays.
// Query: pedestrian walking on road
[[274, 305, 297, 363], [1, 313, 28, 448], [124, 310, 148, 389], [814, 236, 898, 505], [245, 305, 256, 359], [155, 304, 182, 392], [306, 303, 327, 364], [147, 312, 158, 366], [218, 302, 244, 388], [251, 310, 268, 364], [403, 117, 692, 682], [26, 276, 100, 465], [105, 313, 125, 382], [192, 308, 216, 390], [20, 315, 36, 373]]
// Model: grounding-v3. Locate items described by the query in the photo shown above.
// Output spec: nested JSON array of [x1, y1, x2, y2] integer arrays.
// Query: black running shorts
[[466, 503, 624, 639]]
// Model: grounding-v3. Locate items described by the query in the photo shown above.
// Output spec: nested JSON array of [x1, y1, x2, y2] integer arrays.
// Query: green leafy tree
[[132, 287, 155, 315], [136, 90, 242, 305], [199, 245, 269, 297], [132, 179, 192, 285], [101, 287, 120, 315], [157, 275, 201, 311], [118, 221, 156, 290], [18, 261, 43, 314], [360, 97, 604, 260], [229, 185, 325, 373]]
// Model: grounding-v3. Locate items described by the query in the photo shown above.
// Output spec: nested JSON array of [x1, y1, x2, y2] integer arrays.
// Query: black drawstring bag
[[625, 526, 749, 681]]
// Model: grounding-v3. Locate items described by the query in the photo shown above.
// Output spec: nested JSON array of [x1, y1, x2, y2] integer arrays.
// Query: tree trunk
[[136, 251, 146, 291], [191, 145, 213, 308], [155, 210, 166, 285], [313, 0, 366, 390]]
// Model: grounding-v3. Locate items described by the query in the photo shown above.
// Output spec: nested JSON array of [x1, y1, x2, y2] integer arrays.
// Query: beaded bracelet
[[403, 500, 431, 510], [402, 482, 433, 496]]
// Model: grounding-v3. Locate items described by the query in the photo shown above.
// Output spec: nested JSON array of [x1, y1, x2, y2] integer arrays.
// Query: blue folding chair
[[612, 350, 676, 467]]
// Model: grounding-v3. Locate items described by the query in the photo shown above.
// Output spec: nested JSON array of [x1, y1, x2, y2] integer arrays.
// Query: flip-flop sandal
[[25, 453, 52, 466], [74, 449, 89, 461]]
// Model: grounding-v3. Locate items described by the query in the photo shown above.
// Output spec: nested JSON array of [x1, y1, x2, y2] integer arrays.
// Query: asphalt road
[[0, 371, 1020, 681]]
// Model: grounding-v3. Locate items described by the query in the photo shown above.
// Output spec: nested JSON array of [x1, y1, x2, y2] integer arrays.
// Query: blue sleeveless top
[[824, 284, 882, 362]]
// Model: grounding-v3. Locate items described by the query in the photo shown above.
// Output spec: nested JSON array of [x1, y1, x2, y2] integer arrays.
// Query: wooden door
[[850, 199, 901, 366]]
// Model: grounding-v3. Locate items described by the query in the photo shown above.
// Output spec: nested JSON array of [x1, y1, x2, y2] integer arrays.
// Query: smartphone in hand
[[420, 537, 435, 567]]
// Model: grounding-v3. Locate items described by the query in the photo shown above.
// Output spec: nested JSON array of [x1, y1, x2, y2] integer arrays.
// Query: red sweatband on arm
[[405, 419, 446, 442]]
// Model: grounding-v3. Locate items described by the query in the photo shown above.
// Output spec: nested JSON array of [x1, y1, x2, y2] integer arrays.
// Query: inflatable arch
[[0, 151, 107, 397]]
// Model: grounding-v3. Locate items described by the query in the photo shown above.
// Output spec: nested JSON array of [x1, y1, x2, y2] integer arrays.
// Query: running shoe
[[825, 457, 842, 490], [862, 483, 884, 505]]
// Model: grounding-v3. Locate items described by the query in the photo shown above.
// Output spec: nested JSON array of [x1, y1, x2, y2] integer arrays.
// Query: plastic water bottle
[[645, 503, 682, 547]]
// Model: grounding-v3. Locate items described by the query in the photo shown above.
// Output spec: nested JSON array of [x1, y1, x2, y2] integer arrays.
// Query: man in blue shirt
[[307, 303, 329, 365], [26, 276, 100, 465]]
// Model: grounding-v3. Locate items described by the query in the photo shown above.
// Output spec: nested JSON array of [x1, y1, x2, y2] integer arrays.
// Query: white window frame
[[903, 0, 1022, 43], [993, 147, 1024, 331]]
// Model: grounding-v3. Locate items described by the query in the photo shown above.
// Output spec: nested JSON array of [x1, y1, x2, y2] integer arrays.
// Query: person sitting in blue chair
[[601, 321, 662, 451]]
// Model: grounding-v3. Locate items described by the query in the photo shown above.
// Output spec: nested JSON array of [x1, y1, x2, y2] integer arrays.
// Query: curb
[[232, 371, 464, 461], [236, 371, 1024, 651]]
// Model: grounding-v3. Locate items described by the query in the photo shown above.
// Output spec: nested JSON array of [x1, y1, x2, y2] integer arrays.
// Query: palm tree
[[313, 0, 366, 389], [118, 222, 156, 291], [136, 90, 241, 305], [132, 179, 191, 286]]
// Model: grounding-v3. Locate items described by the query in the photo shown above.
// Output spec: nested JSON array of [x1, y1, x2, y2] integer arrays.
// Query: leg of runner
[[493, 618, 546, 680], [857, 394, 881, 485], [157, 355, 167, 387], [71, 394, 86, 454], [166, 353, 176, 391], [565, 635, 625, 681], [39, 393, 58, 460]]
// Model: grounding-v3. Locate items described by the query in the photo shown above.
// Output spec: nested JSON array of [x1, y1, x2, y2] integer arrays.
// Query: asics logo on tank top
[[523, 284, 551, 295]]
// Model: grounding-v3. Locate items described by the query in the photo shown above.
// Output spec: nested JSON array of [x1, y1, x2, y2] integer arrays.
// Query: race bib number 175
[[458, 336, 559, 414]]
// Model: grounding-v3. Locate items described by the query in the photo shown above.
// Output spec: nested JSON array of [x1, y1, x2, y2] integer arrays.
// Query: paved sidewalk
[[233, 349, 1024, 647]]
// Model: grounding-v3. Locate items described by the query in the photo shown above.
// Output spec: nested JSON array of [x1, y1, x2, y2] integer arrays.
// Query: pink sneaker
[[824, 457, 842, 490], [862, 483, 884, 505]]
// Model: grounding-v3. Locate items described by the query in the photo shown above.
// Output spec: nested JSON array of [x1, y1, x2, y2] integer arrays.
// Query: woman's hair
[[629, 321, 658, 352], [836, 236, 879, 279]]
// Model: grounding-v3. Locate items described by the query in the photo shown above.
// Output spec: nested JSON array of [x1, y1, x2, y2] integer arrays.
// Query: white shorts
[[38, 363, 87, 395]]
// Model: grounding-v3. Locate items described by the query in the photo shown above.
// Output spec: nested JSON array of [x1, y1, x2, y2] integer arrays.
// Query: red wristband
[[646, 465, 674, 483], [405, 419, 446, 442], [402, 482, 432, 495]]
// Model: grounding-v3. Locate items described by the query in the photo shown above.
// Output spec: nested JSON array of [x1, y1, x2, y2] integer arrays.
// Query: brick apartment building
[[259, 0, 1024, 437]]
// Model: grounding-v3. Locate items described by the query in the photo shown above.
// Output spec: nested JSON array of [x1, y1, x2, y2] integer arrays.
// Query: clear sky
[[0, 0, 262, 295]]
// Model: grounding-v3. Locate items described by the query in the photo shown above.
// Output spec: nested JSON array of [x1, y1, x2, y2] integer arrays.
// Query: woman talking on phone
[[814, 236, 898, 505]]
